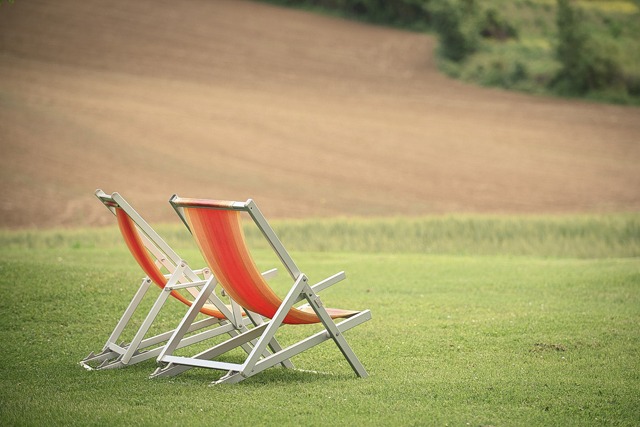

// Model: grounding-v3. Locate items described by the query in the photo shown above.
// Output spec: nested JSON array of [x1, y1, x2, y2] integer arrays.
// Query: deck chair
[[152, 196, 371, 384], [81, 190, 278, 370]]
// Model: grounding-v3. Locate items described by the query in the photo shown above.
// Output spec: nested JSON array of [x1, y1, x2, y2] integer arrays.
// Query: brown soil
[[1, 0, 639, 229]]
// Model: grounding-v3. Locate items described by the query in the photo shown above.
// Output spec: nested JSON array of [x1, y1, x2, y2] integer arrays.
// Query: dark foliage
[[553, 0, 624, 94]]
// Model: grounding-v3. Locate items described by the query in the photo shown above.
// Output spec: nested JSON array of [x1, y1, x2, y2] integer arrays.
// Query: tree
[[431, 0, 479, 62], [554, 0, 623, 94]]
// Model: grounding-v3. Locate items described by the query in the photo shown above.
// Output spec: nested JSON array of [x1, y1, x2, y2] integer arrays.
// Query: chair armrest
[[293, 271, 346, 305], [165, 280, 209, 291], [261, 268, 278, 280], [311, 271, 346, 294]]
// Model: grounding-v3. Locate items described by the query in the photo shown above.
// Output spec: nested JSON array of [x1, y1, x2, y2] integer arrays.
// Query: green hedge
[[260, 0, 432, 30], [258, 0, 640, 104]]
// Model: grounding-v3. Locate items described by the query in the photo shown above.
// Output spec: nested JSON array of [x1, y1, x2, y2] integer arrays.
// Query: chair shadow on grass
[[84, 350, 356, 386], [169, 364, 355, 386], [165, 348, 358, 385]]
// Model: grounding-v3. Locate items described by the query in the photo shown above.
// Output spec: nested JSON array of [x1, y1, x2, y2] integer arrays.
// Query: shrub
[[553, 0, 625, 94], [464, 55, 529, 88], [345, 0, 430, 27], [262, 0, 432, 30], [431, 0, 480, 62], [480, 8, 518, 41]]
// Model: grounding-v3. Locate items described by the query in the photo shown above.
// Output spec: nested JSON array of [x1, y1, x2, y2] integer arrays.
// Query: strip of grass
[[2, 213, 638, 258], [0, 215, 638, 425]]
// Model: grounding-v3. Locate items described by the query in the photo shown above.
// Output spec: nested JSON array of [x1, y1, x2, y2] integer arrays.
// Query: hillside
[[1, 0, 639, 229]]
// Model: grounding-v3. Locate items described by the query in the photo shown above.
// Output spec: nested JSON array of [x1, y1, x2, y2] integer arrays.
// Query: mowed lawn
[[0, 215, 638, 426]]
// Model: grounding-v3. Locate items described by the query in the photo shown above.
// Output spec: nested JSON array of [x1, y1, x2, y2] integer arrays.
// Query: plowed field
[[1, 0, 639, 228]]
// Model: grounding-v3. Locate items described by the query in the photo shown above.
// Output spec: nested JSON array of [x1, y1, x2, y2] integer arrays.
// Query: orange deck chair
[[81, 190, 279, 370], [153, 196, 371, 384]]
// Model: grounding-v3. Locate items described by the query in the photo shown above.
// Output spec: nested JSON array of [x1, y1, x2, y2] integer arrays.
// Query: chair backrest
[[115, 208, 171, 288], [95, 190, 224, 319], [171, 196, 326, 325]]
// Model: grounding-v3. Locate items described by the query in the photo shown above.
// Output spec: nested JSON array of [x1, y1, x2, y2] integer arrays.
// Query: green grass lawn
[[0, 215, 638, 425]]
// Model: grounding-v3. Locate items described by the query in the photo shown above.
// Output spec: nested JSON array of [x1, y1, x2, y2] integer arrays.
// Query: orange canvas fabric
[[115, 208, 226, 319], [183, 206, 358, 325]]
